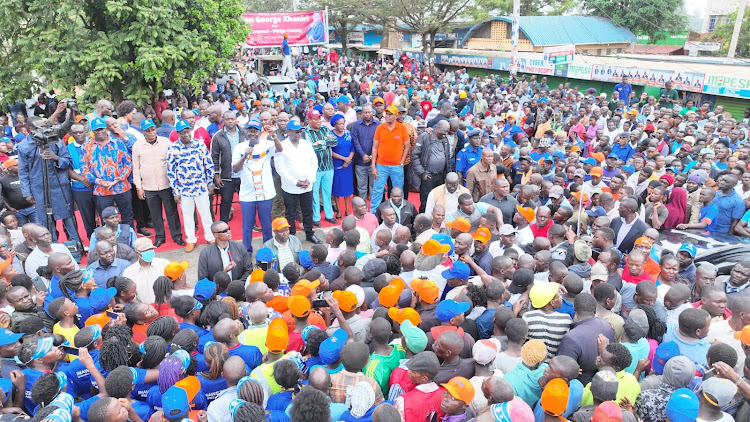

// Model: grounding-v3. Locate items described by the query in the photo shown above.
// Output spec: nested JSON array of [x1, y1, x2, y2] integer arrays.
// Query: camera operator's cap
[[194, 278, 216, 301], [162, 385, 190, 420], [286, 120, 303, 131], [249, 268, 265, 283], [410, 278, 439, 304], [164, 260, 189, 281], [90, 117, 107, 131], [442, 377, 475, 406], [288, 295, 311, 318], [332, 290, 358, 312], [175, 120, 191, 132], [256, 247, 276, 264], [399, 319, 427, 353], [290, 279, 320, 297], [665, 388, 699, 422], [701, 377, 737, 408], [435, 299, 470, 322], [101, 206, 119, 219], [140, 119, 156, 130], [442, 261, 470, 280], [89, 287, 117, 311], [678, 243, 697, 258], [272, 217, 290, 231], [266, 317, 289, 353], [0, 329, 22, 346], [319, 328, 348, 364]]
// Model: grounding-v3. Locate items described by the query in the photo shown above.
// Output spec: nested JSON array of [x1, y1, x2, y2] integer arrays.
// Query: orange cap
[[267, 295, 289, 313], [591, 152, 605, 164], [385, 105, 399, 115], [734, 325, 750, 346], [250, 269, 265, 283], [164, 261, 189, 281], [266, 318, 289, 353], [441, 377, 475, 405], [0, 257, 13, 274], [3, 159, 18, 170], [373, 97, 385, 105], [540, 378, 569, 416], [634, 237, 654, 247], [272, 217, 291, 231], [446, 217, 471, 233], [420, 239, 450, 257], [410, 278, 439, 304], [175, 376, 201, 403], [571, 191, 589, 203], [85, 312, 112, 328], [570, 145, 582, 152], [590, 167, 603, 177], [287, 295, 311, 318], [378, 278, 406, 308], [332, 290, 358, 312], [388, 307, 422, 325], [291, 279, 320, 297], [516, 205, 535, 223], [472, 227, 492, 244]]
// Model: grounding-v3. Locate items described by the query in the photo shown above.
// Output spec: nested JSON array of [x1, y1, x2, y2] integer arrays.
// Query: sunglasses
[[213, 227, 230, 234]]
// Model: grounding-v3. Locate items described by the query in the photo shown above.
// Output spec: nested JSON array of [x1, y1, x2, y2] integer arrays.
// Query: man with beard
[[7, 285, 50, 332], [424, 172, 470, 216]]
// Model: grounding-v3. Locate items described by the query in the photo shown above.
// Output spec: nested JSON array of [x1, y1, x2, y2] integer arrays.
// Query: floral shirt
[[166, 139, 215, 197], [82, 137, 132, 196]]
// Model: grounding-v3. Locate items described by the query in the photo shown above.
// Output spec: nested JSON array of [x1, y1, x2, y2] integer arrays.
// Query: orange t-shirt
[[374, 122, 409, 166]]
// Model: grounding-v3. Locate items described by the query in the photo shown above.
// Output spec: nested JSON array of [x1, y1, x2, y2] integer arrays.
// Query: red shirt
[[530, 221, 553, 238], [623, 269, 653, 284]]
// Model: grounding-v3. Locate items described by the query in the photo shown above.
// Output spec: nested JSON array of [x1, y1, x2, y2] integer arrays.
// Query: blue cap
[[442, 261, 470, 280], [298, 250, 313, 269], [665, 388, 700, 422], [678, 243, 697, 258], [192, 299, 203, 312], [90, 117, 107, 131], [194, 278, 217, 301], [31, 336, 55, 360], [0, 329, 22, 346], [538, 97, 548, 103], [431, 233, 454, 255], [141, 119, 156, 130], [45, 408, 72, 422], [56, 371, 68, 390], [0, 137, 12, 143], [313, 105, 323, 114], [319, 328, 348, 364], [49, 392, 75, 413], [653, 341, 680, 374], [622, 164, 635, 174], [585, 206, 607, 218], [173, 349, 191, 371], [466, 128, 481, 138], [13, 133, 24, 142], [337, 95, 350, 104], [582, 157, 597, 166], [552, 150, 566, 160], [176, 120, 191, 132], [229, 398, 246, 420], [355, 106, 362, 112], [256, 247, 276, 263], [286, 120, 302, 131], [301, 325, 320, 344], [162, 386, 190, 419], [89, 287, 117, 312], [88, 324, 102, 344], [618, 132, 630, 138], [246, 120, 262, 131], [667, 166, 680, 174], [435, 299, 471, 322]]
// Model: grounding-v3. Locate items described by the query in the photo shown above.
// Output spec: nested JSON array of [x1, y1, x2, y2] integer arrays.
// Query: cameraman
[[17, 100, 81, 244]]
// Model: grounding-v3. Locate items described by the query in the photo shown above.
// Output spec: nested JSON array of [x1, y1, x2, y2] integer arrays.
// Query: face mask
[[140, 250, 155, 263]]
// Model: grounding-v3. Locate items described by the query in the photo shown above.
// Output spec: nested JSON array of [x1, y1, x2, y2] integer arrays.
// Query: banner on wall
[[702, 74, 750, 99], [519, 58, 555, 75], [242, 11, 328, 47]]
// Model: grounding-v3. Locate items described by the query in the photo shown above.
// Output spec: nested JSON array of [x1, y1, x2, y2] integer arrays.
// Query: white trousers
[[281, 55, 294, 78], [181, 193, 215, 243]]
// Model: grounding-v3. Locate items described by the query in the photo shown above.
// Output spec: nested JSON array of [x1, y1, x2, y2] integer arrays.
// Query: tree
[[584, 0, 687, 43], [520, 0, 574, 16], [711, 9, 750, 59], [0, 0, 248, 107]]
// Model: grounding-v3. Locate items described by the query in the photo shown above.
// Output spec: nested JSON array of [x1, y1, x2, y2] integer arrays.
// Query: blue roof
[[461, 16, 637, 47]]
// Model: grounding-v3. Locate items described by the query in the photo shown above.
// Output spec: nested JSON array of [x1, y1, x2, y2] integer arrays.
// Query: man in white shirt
[[232, 114, 284, 256], [274, 120, 322, 244], [24, 226, 79, 283], [123, 237, 170, 304]]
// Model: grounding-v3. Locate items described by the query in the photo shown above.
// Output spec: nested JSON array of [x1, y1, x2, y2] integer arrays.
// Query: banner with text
[[702, 74, 750, 99], [243, 11, 328, 47]]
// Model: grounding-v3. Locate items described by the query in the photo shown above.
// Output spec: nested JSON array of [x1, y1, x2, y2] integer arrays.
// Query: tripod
[[35, 143, 82, 252]]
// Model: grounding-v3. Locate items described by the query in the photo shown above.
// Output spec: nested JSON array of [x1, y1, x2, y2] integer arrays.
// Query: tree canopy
[[0, 0, 248, 106], [711, 9, 750, 59], [583, 0, 687, 42]]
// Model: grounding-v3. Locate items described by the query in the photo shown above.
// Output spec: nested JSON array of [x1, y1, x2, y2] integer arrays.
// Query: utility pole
[[726, 0, 748, 64], [509, 0, 520, 76]]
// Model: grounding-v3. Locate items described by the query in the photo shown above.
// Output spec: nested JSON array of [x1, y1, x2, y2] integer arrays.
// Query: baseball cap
[[590, 167, 603, 177], [634, 237, 654, 248], [176, 120, 191, 132], [574, 239, 592, 262], [162, 386, 190, 419], [385, 105, 399, 115], [680, 144, 692, 152], [549, 185, 564, 199], [246, 120, 262, 130], [590, 262, 609, 282], [529, 282, 560, 309], [89, 287, 117, 312], [373, 97, 385, 105], [652, 341, 680, 374], [3, 159, 17, 170], [678, 243, 697, 258], [406, 351, 440, 377], [445, 217, 471, 233], [272, 217, 290, 231], [442, 377, 475, 405], [516, 205, 535, 223], [266, 295, 289, 313], [291, 279, 320, 297], [701, 377, 737, 407], [101, 206, 119, 219], [420, 239, 450, 256], [378, 278, 406, 308], [591, 401, 622, 422], [573, 168, 586, 178], [337, 95, 350, 104], [266, 318, 289, 353], [133, 238, 155, 252], [164, 261, 189, 281], [582, 158, 597, 167], [540, 378, 569, 417], [85, 312, 112, 328], [0, 329, 22, 346], [498, 224, 517, 235], [435, 299, 470, 322], [319, 328, 348, 365], [332, 290, 358, 312], [441, 261, 470, 280], [287, 295, 311, 318], [590, 369, 619, 403], [388, 307, 422, 326], [141, 119, 156, 131], [346, 285, 365, 308], [585, 206, 607, 219], [90, 117, 107, 131], [665, 388, 700, 422], [508, 268, 534, 294], [410, 278, 440, 304], [255, 247, 276, 264], [490, 398, 535, 422], [306, 109, 322, 119], [286, 120, 303, 131], [472, 339, 499, 365], [431, 233, 455, 255], [399, 319, 427, 353], [473, 227, 492, 244], [194, 278, 216, 301], [31, 336, 55, 360], [298, 250, 313, 269], [734, 325, 750, 346], [249, 268, 265, 283]]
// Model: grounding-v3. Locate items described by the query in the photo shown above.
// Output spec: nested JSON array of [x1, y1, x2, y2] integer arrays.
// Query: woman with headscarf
[[635, 356, 696, 422], [662, 187, 687, 229]]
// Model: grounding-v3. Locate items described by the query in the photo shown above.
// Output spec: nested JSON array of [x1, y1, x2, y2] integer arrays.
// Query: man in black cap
[[394, 351, 444, 420], [90, 206, 136, 249], [507, 268, 534, 316]]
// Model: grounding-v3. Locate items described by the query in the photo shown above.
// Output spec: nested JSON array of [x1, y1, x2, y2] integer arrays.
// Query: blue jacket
[[351, 118, 380, 166], [17, 137, 74, 219]]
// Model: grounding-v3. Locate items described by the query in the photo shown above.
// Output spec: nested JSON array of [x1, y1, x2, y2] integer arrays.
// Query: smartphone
[[61, 346, 79, 356], [311, 299, 328, 308], [106, 311, 120, 319]]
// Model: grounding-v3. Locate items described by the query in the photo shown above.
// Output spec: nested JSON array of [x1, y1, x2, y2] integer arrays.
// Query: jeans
[[284, 190, 314, 238], [71, 190, 96, 239], [16, 206, 39, 226], [355, 165, 374, 199], [95, 191, 134, 228], [145, 188, 183, 242], [241, 199, 273, 256], [217, 178, 240, 223], [370, 164, 403, 214], [180, 193, 214, 244], [312, 169, 334, 222]]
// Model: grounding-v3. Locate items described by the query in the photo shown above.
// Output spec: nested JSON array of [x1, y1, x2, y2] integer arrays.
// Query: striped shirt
[[305, 125, 338, 172], [522, 309, 572, 358]]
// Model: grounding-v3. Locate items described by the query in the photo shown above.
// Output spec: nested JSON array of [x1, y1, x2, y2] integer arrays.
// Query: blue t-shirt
[[22, 368, 44, 415], [196, 374, 228, 403], [76, 395, 101, 422], [713, 190, 745, 234], [614, 83, 633, 103], [555, 298, 575, 319], [699, 203, 719, 232], [66, 349, 100, 399], [132, 381, 156, 402], [663, 325, 709, 369], [474, 309, 496, 340], [197, 329, 216, 353], [228, 344, 262, 371], [132, 399, 153, 422]]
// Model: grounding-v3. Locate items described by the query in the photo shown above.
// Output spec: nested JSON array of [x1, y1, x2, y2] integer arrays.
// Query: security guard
[[455, 128, 483, 183]]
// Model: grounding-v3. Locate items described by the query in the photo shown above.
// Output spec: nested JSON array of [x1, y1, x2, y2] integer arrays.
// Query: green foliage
[[584, 0, 687, 42], [520, 0, 574, 16], [711, 9, 750, 58], [0, 0, 248, 107]]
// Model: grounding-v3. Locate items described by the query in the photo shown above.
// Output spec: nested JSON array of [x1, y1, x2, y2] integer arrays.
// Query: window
[[708, 15, 729, 33]]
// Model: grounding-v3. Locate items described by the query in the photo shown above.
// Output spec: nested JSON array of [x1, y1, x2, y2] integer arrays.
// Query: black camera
[[64, 98, 79, 113], [29, 119, 60, 150]]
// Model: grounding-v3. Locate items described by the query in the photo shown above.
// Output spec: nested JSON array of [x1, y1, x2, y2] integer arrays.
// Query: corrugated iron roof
[[461, 16, 637, 47]]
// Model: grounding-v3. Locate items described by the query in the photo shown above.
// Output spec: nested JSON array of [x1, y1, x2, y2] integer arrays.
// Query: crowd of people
[[1, 50, 750, 422]]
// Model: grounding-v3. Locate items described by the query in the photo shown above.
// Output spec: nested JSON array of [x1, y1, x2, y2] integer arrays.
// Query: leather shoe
[[306, 235, 323, 244], [137, 228, 153, 237], [174, 239, 186, 246], [324, 217, 338, 224], [185, 243, 195, 252], [153, 239, 164, 248], [312, 220, 321, 227]]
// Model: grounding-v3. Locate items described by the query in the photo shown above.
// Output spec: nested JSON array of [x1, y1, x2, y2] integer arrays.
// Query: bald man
[[424, 172, 471, 216], [206, 356, 247, 422]]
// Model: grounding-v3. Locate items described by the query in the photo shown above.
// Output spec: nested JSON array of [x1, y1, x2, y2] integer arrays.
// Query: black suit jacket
[[610, 217, 649, 255], [197, 241, 253, 282]]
